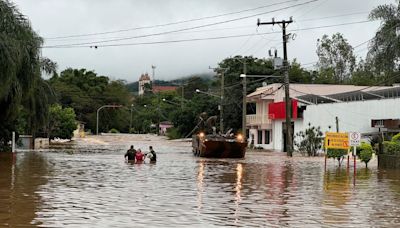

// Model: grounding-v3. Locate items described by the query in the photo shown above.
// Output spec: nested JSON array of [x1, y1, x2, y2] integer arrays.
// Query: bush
[[109, 128, 120, 133], [166, 127, 181, 140], [327, 149, 347, 166], [356, 142, 373, 157], [294, 125, 323, 156], [49, 104, 77, 140], [360, 149, 373, 168], [383, 141, 400, 155], [391, 132, 400, 143]]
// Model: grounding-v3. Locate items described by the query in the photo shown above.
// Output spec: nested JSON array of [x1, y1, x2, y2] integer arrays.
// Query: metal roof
[[247, 83, 395, 104]]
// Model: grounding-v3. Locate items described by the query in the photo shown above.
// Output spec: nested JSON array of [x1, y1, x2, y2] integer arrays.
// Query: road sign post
[[325, 132, 349, 171], [349, 132, 361, 186], [325, 132, 349, 150]]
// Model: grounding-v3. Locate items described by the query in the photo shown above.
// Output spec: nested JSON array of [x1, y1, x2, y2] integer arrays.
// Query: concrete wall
[[303, 98, 400, 134], [269, 98, 400, 151]]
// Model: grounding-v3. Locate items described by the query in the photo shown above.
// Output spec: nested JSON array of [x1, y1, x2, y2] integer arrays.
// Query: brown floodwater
[[1, 135, 400, 227]]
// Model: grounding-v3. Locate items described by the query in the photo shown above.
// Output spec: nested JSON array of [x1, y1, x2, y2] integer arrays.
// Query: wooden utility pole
[[152, 65, 160, 135], [242, 61, 247, 138], [257, 17, 294, 156]]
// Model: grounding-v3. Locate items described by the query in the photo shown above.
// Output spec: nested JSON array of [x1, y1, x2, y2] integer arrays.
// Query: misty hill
[[126, 72, 215, 93]]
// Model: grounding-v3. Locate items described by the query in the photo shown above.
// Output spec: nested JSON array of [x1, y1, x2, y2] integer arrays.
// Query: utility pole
[[209, 66, 229, 134], [335, 116, 339, 132], [181, 84, 184, 110], [152, 65, 160, 135], [130, 104, 133, 133], [242, 61, 247, 138], [258, 17, 294, 156]]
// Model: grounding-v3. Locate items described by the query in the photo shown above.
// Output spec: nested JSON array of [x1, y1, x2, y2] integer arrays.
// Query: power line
[[45, 0, 302, 40], [298, 11, 369, 22], [43, 20, 372, 49], [43, 0, 319, 48]]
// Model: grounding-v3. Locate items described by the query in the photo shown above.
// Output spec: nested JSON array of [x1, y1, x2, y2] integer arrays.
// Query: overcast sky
[[14, 0, 394, 82]]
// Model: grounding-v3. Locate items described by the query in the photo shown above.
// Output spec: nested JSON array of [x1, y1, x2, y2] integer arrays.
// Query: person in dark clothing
[[124, 145, 136, 161], [147, 146, 157, 163]]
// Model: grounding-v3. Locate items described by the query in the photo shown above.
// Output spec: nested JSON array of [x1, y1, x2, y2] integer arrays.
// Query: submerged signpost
[[324, 132, 361, 186], [349, 132, 361, 186]]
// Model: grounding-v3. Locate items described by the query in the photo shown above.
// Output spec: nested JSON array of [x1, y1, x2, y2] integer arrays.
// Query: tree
[[316, 33, 356, 84], [0, 1, 55, 151], [217, 56, 278, 132], [350, 60, 377, 86], [48, 104, 76, 140], [50, 68, 132, 133], [289, 59, 315, 83], [327, 149, 348, 166], [368, 0, 400, 76], [360, 151, 372, 168], [294, 124, 323, 156]]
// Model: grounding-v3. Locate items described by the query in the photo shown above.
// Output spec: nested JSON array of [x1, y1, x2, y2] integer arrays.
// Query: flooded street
[[1, 135, 400, 227]]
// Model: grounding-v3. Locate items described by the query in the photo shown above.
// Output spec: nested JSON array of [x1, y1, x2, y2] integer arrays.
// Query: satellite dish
[[262, 82, 268, 87]]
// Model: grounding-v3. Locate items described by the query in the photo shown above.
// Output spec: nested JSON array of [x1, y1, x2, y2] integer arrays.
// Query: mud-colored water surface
[[1, 135, 400, 227]]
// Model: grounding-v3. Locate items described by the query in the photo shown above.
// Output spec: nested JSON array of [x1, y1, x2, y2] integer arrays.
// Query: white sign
[[349, 132, 361, 146]]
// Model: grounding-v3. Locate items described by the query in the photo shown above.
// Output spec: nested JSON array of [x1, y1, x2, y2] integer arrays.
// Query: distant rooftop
[[153, 86, 177, 93]]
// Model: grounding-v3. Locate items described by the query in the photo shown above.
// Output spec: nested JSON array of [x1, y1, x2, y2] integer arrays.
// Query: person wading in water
[[146, 146, 157, 163], [135, 149, 145, 163], [124, 145, 136, 161]]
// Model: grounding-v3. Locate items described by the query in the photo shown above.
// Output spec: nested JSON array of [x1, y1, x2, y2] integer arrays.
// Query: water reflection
[[196, 160, 204, 211], [2, 143, 400, 227], [234, 163, 242, 224], [0, 152, 52, 227], [322, 168, 351, 225]]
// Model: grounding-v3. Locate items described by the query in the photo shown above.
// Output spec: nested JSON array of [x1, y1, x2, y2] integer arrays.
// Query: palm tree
[[368, 0, 400, 75], [0, 0, 56, 150]]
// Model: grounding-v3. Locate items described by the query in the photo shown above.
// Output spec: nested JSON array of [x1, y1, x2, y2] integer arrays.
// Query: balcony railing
[[246, 114, 272, 126]]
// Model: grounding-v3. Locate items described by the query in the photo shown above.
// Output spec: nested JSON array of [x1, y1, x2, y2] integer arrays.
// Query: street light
[[162, 98, 180, 106], [195, 89, 220, 98], [96, 104, 122, 135]]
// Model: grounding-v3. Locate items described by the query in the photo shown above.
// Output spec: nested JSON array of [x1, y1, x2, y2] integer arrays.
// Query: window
[[258, 130, 263, 144], [264, 130, 270, 144]]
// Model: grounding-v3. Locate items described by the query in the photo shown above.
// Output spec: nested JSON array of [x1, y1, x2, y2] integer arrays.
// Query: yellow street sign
[[325, 132, 349, 149]]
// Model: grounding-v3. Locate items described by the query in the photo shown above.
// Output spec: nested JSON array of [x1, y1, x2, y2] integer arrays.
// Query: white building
[[138, 73, 151, 95], [246, 83, 400, 151]]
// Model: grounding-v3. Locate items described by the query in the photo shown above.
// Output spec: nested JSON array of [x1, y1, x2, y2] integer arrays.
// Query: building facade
[[246, 83, 400, 151], [138, 73, 151, 95]]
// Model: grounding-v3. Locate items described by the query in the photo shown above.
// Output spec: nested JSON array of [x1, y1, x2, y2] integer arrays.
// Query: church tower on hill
[[138, 73, 151, 95]]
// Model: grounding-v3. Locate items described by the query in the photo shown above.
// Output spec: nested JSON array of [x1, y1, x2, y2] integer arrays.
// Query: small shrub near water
[[383, 141, 400, 155], [357, 142, 374, 168], [166, 127, 181, 140], [109, 128, 120, 133], [294, 124, 323, 156], [327, 149, 347, 166], [391, 132, 400, 143], [360, 149, 373, 168]]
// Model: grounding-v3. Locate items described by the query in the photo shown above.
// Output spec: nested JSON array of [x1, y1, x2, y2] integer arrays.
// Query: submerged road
[[1, 134, 400, 227]]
